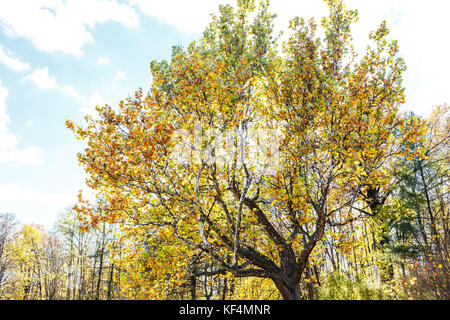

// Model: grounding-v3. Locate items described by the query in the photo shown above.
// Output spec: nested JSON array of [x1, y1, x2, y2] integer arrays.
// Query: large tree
[[67, 0, 426, 299]]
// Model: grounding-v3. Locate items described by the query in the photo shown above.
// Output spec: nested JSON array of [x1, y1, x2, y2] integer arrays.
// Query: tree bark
[[272, 277, 302, 300]]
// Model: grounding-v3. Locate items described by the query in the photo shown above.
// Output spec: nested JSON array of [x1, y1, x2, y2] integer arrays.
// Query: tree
[[55, 207, 118, 300], [390, 105, 449, 299], [7, 224, 50, 299], [0, 214, 17, 296], [67, 0, 425, 299]]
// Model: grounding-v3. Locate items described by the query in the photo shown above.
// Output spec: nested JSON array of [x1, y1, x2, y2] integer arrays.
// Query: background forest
[[0, 0, 448, 300]]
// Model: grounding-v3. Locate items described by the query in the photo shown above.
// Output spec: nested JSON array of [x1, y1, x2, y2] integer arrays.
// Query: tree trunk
[[96, 222, 106, 300], [272, 277, 302, 300], [66, 221, 75, 300], [419, 162, 443, 255], [107, 264, 114, 299], [189, 273, 197, 300], [221, 277, 227, 300]]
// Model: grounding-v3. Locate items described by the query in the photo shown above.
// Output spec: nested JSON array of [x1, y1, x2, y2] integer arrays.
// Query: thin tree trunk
[[419, 161, 443, 255], [66, 221, 74, 300], [107, 263, 114, 299], [96, 222, 106, 300]]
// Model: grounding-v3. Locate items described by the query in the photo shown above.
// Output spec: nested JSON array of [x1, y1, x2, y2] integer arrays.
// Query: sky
[[0, 0, 449, 229]]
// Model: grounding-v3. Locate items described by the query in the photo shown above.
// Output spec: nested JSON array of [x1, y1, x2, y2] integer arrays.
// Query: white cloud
[[128, 0, 328, 34], [0, 45, 30, 72], [385, 1, 450, 116], [60, 85, 81, 100], [111, 71, 127, 88], [81, 90, 105, 118], [0, 184, 72, 205], [129, 0, 230, 33], [0, 0, 140, 56], [96, 57, 110, 65], [0, 146, 44, 166], [0, 80, 43, 166], [0, 183, 75, 227], [24, 67, 58, 89], [0, 83, 10, 133], [24, 119, 33, 127], [114, 71, 126, 81], [24, 67, 80, 100]]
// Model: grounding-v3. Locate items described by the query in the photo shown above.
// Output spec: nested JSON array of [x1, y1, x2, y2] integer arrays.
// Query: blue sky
[[0, 0, 449, 228]]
